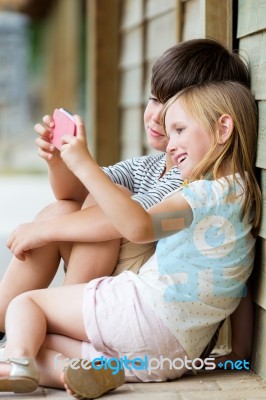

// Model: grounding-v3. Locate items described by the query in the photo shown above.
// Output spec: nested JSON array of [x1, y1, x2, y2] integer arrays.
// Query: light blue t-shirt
[[130, 175, 255, 359]]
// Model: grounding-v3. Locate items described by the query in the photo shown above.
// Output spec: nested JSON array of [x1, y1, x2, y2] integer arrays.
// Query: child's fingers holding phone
[[34, 115, 58, 161], [43, 114, 55, 128], [35, 135, 57, 161], [60, 116, 92, 174], [35, 126, 56, 161]]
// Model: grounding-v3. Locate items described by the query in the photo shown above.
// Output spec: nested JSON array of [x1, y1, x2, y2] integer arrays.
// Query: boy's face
[[144, 96, 169, 152], [165, 99, 212, 179]]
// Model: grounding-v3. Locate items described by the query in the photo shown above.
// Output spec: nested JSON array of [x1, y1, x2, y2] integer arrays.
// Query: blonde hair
[[162, 81, 261, 231]]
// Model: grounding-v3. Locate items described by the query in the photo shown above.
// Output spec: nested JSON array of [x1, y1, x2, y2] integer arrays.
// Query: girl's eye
[[176, 128, 184, 134]]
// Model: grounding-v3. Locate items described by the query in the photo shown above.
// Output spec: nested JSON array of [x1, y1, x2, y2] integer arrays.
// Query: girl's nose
[[166, 135, 178, 154]]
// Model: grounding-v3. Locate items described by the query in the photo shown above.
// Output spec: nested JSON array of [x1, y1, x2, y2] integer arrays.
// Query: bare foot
[[60, 371, 74, 397]]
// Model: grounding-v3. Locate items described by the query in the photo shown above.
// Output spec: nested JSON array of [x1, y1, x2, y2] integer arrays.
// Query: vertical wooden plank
[[237, 0, 266, 38], [239, 34, 266, 101], [121, 0, 143, 30], [182, 0, 202, 41], [146, 12, 177, 62], [258, 169, 266, 240], [146, 0, 176, 17], [202, 0, 233, 50], [87, 0, 119, 166], [254, 238, 266, 310], [252, 305, 266, 380], [256, 102, 266, 170], [43, 0, 80, 113], [175, 0, 182, 42], [119, 0, 144, 159], [120, 107, 143, 159]]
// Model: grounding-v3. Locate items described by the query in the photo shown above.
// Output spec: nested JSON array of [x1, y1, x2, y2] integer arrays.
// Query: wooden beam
[[175, 0, 182, 42], [43, 0, 79, 113], [252, 304, 266, 380], [201, 0, 233, 50], [87, 0, 119, 166]]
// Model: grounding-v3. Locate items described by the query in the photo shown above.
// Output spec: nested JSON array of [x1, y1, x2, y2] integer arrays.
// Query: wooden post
[[201, 0, 233, 50], [43, 0, 80, 113], [175, 0, 182, 42], [87, 0, 119, 165]]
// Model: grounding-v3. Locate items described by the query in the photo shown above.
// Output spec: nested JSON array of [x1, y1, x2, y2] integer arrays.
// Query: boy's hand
[[34, 114, 59, 162], [60, 115, 93, 175], [6, 221, 50, 261]]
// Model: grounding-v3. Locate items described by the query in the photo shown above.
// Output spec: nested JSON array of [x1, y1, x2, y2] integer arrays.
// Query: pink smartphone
[[51, 108, 76, 150]]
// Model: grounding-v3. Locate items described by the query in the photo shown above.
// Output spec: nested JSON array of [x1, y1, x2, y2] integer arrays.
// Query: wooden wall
[[118, 0, 233, 161], [237, 0, 266, 380], [119, 0, 178, 160]]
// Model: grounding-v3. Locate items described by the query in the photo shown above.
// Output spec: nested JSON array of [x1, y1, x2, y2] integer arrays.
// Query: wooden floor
[[1, 369, 265, 400]]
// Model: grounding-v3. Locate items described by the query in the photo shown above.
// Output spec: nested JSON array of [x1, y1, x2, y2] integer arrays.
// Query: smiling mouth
[[177, 154, 187, 165]]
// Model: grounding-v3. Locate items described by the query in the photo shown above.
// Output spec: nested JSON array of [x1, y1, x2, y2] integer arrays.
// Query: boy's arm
[[104, 156, 183, 210], [132, 170, 183, 209], [35, 116, 142, 202], [47, 156, 88, 203], [35, 116, 88, 203], [7, 204, 123, 260]]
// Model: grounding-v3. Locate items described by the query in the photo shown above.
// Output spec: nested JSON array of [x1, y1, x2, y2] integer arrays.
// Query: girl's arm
[[60, 116, 193, 243], [7, 117, 192, 260]]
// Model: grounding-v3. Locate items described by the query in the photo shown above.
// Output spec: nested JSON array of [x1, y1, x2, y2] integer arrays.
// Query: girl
[[0, 81, 261, 398]]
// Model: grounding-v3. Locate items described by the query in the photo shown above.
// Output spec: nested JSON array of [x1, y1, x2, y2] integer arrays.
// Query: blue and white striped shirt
[[102, 153, 183, 209]]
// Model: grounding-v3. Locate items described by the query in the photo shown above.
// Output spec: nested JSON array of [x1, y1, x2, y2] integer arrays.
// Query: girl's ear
[[217, 114, 234, 144]]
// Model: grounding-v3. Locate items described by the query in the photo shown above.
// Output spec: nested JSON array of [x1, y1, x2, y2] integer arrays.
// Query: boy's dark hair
[[151, 38, 250, 103]]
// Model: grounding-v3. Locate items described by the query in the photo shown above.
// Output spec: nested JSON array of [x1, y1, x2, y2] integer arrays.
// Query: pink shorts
[[82, 272, 188, 382]]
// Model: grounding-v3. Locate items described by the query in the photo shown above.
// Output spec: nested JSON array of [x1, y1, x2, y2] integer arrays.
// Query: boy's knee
[[35, 200, 81, 221]]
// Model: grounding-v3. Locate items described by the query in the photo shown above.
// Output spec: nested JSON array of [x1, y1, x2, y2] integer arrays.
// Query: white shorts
[[82, 272, 188, 382]]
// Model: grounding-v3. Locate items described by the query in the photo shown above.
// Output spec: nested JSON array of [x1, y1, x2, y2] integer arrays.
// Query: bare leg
[[38, 333, 83, 387], [64, 240, 121, 284], [0, 200, 80, 331], [230, 283, 253, 359], [64, 186, 132, 285], [0, 186, 132, 330], [1, 284, 87, 388]]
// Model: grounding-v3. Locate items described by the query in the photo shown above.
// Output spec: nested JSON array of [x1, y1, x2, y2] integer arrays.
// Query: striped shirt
[[102, 153, 183, 209]]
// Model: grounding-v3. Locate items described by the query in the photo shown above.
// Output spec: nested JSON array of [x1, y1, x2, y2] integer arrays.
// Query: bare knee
[[8, 291, 34, 309], [35, 200, 81, 221], [81, 186, 133, 209]]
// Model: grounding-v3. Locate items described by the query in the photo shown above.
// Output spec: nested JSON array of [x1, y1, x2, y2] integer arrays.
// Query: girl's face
[[144, 96, 169, 151], [165, 99, 213, 179]]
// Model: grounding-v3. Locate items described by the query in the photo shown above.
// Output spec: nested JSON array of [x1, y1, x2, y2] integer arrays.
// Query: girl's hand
[[60, 115, 93, 175], [34, 114, 59, 162], [6, 221, 50, 261]]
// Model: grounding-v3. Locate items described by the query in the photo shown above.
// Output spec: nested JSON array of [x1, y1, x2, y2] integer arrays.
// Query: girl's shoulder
[[181, 174, 245, 208]]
